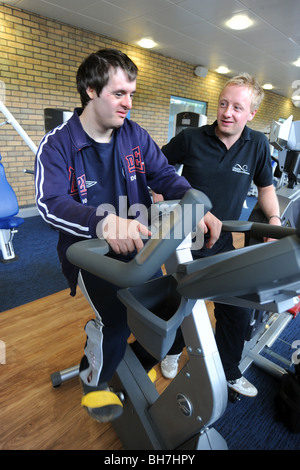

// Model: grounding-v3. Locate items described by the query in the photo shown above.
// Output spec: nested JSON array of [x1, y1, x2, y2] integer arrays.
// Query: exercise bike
[[63, 189, 300, 450]]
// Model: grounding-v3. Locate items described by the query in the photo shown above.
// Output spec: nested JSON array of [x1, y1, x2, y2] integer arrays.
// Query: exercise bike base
[[110, 345, 228, 450], [177, 428, 228, 450]]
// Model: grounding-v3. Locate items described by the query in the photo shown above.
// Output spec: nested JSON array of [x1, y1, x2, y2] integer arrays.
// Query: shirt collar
[[206, 120, 252, 141]]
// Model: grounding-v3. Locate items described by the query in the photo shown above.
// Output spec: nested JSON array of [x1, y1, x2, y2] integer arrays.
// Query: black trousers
[[168, 232, 251, 381], [80, 253, 161, 385]]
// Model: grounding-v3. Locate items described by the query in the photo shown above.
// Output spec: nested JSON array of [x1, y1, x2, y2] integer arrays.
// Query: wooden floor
[[0, 288, 123, 450], [0, 233, 244, 450], [0, 288, 198, 450]]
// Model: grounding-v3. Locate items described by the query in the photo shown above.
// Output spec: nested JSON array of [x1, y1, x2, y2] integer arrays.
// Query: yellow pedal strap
[[148, 368, 157, 383], [81, 390, 123, 409]]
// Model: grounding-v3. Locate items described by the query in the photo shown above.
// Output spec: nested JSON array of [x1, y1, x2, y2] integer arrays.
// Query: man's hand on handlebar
[[264, 214, 282, 243], [101, 214, 152, 255], [152, 191, 222, 250], [198, 211, 222, 249]]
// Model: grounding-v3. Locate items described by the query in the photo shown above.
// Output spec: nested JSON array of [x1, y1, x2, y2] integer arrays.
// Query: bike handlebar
[[66, 189, 212, 287]]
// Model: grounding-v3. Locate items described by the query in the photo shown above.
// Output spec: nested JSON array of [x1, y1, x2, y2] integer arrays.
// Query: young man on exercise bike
[[35, 48, 221, 423]]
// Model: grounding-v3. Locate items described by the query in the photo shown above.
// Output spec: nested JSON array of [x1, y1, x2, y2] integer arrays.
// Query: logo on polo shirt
[[232, 164, 250, 175]]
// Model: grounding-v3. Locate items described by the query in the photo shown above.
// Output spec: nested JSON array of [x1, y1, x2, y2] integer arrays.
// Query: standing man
[[159, 73, 281, 396], [35, 49, 221, 423]]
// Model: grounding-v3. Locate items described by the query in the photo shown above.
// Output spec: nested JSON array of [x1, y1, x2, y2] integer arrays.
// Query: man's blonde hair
[[222, 73, 264, 112]]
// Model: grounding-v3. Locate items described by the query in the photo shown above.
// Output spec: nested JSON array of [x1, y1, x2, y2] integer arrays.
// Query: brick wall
[[1, 3, 299, 208]]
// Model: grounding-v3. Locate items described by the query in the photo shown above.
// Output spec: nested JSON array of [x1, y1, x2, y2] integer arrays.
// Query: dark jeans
[[80, 252, 161, 385]]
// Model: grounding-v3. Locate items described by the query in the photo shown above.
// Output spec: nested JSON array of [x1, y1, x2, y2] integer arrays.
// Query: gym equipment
[[0, 99, 37, 180], [249, 116, 300, 234], [0, 100, 38, 261], [44, 108, 73, 133], [62, 189, 300, 450], [0, 154, 24, 262], [270, 116, 300, 231], [216, 221, 299, 388], [237, 116, 300, 384], [0, 100, 37, 156]]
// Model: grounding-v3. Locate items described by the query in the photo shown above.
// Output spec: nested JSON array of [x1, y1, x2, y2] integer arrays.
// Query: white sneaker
[[161, 353, 182, 379], [227, 376, 258, 397]]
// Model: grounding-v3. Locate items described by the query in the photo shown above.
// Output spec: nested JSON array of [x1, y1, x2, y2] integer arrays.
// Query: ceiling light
[[216, 66, 230, 74], [293, 57, 300, 67], [226, 14, 253, 30], [137, 38, 157, 49], [263, 83, 273, 90]]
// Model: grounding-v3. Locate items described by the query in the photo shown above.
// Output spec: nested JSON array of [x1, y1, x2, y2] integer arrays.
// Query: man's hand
[[198, 211, 222, 249], [102, 214, 152, 255], [264, 215, 282, 243]]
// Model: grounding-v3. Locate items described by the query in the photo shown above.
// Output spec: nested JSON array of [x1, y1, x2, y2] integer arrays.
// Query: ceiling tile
[[178, 0, 245, 21], [104, 0, 172, 17], [80, 1, 135, 24]]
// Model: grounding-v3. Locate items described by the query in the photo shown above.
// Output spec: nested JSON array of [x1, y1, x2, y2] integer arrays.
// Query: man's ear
[[247, 109, 257, 122], [86, 87, 95, 100]]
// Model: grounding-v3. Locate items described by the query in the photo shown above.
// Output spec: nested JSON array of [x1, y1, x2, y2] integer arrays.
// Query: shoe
[[80, 380, 123, 423], [161, 353, 182, 379], [227, 376, 258, 397]]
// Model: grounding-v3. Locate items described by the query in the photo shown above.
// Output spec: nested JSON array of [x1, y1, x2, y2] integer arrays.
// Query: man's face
[[87, 66, 136, 132], [216, 84, 257, 139]]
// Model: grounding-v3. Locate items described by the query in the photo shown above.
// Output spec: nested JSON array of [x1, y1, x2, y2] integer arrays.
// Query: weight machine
[[0, 101, 37, 261], [237, 116, 300, 382]]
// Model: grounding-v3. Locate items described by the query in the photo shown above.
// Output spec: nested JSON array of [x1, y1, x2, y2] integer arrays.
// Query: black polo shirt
[[162, 121, 272, 221]]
